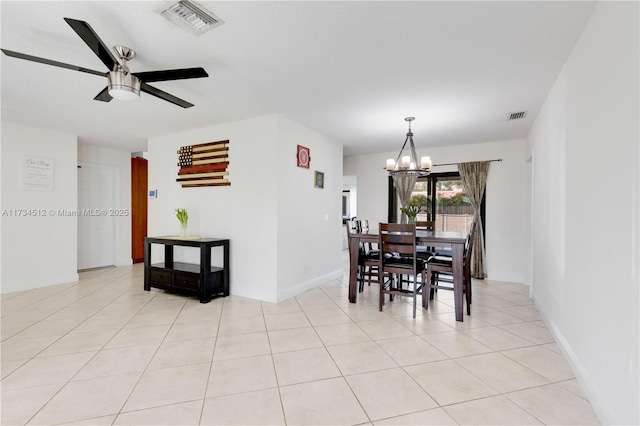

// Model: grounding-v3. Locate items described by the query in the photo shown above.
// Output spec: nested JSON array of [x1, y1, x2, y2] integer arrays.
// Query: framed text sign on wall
[[22, 156, 54, 191]]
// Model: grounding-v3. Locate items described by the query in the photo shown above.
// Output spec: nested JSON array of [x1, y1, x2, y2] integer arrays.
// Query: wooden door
[[131, 157, 148, 263]]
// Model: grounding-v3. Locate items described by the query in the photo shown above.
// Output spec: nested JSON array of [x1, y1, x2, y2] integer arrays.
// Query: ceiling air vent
[[508, 111, 527, 120], [157, 0, 224, 36]]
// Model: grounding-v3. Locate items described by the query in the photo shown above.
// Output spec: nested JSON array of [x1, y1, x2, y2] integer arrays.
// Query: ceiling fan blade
[[93, 87, 113, 102], [64, 18, 118, 71], [133, 67, 209, 83], [140, 82, 194, 108], [1, 49, 106, 77]]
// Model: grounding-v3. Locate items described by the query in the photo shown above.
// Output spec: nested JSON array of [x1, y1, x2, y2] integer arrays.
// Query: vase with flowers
[[176, 208, 189, 238], [400, 205, 424, 224], [399, 194, 430, 224]]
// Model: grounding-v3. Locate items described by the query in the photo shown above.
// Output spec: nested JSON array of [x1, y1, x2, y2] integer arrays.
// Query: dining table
[[348, 228, 468, 322]]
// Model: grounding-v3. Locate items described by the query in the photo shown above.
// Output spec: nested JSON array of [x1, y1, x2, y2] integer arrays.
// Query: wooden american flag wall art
[[177, 140, 230, 187]]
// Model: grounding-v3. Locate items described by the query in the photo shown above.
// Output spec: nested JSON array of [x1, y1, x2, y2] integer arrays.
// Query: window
[[388, 172, 484, 235]]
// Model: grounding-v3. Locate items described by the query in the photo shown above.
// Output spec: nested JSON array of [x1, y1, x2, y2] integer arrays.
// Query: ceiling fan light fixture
[[157, 0, 224, 36], [108, 71, 140, 101]]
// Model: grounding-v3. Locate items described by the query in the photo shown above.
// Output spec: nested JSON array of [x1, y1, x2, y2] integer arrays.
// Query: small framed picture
[[314, 170, 324, 189], [297, 145, 310, 168]]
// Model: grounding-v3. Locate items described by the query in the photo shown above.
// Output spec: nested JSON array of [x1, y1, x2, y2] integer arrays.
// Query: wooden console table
[[144, 236, 230, 303]]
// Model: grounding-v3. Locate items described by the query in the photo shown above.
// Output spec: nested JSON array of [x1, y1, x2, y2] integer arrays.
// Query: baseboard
[[115, 258, 133, 267], [485, 272, 526, 283], [277, 269, 342, 302], [533, 298, 610, 424], [0, 272, 79, 294]]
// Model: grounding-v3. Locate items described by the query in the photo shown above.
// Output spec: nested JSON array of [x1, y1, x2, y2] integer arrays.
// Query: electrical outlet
[[304, 264, 310, 273]]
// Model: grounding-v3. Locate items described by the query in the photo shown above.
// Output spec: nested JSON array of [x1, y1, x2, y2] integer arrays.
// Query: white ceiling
[[1, 1, 595, 155]]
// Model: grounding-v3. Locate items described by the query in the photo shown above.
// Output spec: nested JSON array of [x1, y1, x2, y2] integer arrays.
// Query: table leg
[[200, 243, 211, 303], [144, 240, 150, 291], [452, 242, 465, 322], [348, 236, 359, 303], [223, 241, 230, 296]]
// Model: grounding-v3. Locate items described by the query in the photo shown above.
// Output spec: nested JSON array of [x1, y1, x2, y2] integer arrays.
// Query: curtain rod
[[433, 158, 502, 167]]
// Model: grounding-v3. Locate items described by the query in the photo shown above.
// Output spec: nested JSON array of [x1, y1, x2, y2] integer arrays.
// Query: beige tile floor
[[1, 253, 601, 425]]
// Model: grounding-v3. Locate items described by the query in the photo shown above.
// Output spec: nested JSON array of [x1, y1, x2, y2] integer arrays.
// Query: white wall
[[344, 139, 527, 283], [148, 114, 342, 303], [275, 115, 343, 301], [526, 2, 639, 424], [1, 122, 78, 292], [78, 143, 132, 266]]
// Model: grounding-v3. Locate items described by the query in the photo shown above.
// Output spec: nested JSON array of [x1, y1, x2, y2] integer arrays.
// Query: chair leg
[[367, 265, 378, 287], [378, 267, 384, 311], [465, 278, 471, 315], [413, 273, 423, 318], [422, 270, 428, 309], [429, 271, 436, 300], [412, 282, 417, 318]]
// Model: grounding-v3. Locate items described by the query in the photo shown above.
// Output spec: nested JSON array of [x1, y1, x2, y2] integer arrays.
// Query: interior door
[[131, 157, 148, 263], [78, 164, 115, 270]]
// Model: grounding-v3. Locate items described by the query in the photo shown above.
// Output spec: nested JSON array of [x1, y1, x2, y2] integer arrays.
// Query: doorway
[[77, 164, 116, 270], [131, 157, 148, 263]]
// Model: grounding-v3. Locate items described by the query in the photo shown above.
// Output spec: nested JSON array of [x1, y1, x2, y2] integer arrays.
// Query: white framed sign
[[22, 156, 54, 191]]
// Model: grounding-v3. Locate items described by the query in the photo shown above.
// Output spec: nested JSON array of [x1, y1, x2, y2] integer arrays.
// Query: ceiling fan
[[1, 17, 208, 108]]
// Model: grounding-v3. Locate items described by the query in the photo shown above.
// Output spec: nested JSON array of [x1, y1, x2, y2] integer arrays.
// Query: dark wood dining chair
[[346, 220, 380, 292], [414, 220, 435, 230], [378, 223, 427, 318], [414, 220, 436, 260], [424, 221, 477, 314]]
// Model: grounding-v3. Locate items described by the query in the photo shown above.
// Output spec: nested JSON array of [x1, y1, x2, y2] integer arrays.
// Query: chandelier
[[386, 117, 432, 224], [385, 117, 432, 177]]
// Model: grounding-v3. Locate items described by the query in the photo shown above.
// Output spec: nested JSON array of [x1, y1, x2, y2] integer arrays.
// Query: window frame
[[387, 172, 486, 242]]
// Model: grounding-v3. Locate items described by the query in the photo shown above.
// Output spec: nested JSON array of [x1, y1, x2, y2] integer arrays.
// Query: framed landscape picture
[[314, 170, 324, 188]]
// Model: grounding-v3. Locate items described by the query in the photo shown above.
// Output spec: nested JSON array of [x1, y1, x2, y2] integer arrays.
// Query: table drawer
[[149, 269, 172, 284], [174, 272, 200, 290]]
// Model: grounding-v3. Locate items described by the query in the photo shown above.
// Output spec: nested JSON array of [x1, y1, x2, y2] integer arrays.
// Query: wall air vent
[[157, 0, 224, 36], [508, 111, 527, 120]]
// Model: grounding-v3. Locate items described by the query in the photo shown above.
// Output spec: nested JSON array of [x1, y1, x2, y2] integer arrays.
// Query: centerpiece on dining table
[[400, 195, 429, 224]]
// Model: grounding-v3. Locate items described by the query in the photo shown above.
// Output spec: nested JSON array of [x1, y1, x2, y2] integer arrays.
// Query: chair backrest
[[464, 221, 477, 265], [347, 219, 378, 257], [359, 219, 379, 252], [346, 219, 364, 235], [415, 221, 435, 231], [345, 220, 357, 237], [379, 223, 417, 258]]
